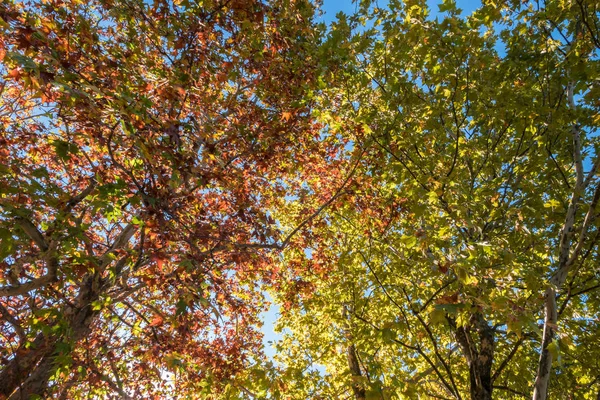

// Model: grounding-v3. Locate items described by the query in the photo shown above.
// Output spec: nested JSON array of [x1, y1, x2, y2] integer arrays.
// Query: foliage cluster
[[1, 0, 600, 399]]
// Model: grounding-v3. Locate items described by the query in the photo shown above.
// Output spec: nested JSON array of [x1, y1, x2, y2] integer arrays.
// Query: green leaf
[[176, 298, 188, 316], [429, 308, 447, 324], [52, 140, 79, 161], [381, 327, 395, 343]]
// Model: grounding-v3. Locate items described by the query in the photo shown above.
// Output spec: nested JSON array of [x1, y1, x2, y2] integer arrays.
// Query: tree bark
[[347, 343, 366, 400], [532, 286, 557, 400], [532, 79, 600, 399], [533, 109, 600, 399], [453, 313, 494, 400], [1, 223, 136, 398], [0, 334, 51, 398], [2, 276, 101, 400], [342, 305, 366, 400]]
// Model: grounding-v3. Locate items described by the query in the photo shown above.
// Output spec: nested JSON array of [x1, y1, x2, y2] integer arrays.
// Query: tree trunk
[[532, 286, 557, 400], [453, 313, 495, 400], [0, 334, 52, 398], [532, 79, 600, 399], [3, 276, 101, 399], [342, 305, 366, 400], [347, 343, 366, 400], [1, 225, 135, 398]]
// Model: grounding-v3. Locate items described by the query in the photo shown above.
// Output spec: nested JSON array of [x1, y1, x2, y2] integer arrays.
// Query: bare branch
[[0, 256, 58, 297], [99, 224, 137, 269], [492, 337, 525, 383], [0, 302, 26, 340], [15, 216, 48, 252], [64, 179, 97, 212]]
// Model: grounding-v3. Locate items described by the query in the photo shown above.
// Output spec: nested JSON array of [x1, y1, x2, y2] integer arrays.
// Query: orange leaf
[[281, 111, 292, 122], [149, 315, 164, 327], [7, 68, 21, 79]]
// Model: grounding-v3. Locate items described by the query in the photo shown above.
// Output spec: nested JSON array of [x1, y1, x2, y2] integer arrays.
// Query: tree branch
[[15, 216, 48, 252], [492, 337, 525, 383]]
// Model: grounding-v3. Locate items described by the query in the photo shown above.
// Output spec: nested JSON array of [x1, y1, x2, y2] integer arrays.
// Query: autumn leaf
[[149, 315, 164, 328], [281, 111, 292, 122]]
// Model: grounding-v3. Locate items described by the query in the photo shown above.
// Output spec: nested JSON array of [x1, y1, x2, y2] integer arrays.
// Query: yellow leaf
[[281, 111, 292, 122]]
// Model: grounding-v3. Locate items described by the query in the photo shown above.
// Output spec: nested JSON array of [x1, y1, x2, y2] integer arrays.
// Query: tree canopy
[[1, 0, 600, 399]]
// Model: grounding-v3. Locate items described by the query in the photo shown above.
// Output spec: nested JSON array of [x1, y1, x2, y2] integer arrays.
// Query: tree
[[0, 0, 335, 398], [270, 0, 600, 399], [3, 0, 600, 399]]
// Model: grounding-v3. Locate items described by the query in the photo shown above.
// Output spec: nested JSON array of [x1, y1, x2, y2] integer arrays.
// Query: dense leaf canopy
[[1, 0, 600, 399]]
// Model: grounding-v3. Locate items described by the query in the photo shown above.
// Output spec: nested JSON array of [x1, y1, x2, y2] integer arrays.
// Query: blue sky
[[320, 0, 356, 18], [319, 0, 483, 20]]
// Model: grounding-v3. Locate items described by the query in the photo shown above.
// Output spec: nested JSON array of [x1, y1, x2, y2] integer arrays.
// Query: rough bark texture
[[0, 334, 51, 398], [453, 313, 495, 400], [1, 224, 135, 398], [342, 305, 366, 400], [347, 343, 366, 400], [3, 275, 101, 400]]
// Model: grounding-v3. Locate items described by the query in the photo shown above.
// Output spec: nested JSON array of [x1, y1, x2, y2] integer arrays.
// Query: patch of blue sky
[[318, 0, 358, 21], [259, 291, 282, 358]]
